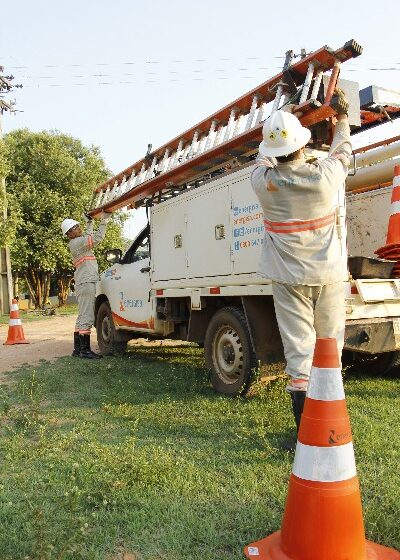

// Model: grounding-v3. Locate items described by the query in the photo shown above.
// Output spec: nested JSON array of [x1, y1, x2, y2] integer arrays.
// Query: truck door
[[107, 227, 154, 332]]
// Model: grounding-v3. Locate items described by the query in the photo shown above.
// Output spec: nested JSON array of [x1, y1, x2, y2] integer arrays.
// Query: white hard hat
[[259, 110, 311, 158], [61, 218, 79, 235]]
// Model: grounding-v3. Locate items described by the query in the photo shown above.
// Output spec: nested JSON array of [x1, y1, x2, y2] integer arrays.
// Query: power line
[[4, 55, 291, 70], [4, 53, 400, 92], [16, 69, 400, 90]]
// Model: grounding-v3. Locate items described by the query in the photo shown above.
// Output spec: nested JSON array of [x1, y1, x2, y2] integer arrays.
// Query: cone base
[[4, 325, 29, 345], [367, 542, 400, 559], [376, 243, 400, 255], [244, 531, 400, 560]]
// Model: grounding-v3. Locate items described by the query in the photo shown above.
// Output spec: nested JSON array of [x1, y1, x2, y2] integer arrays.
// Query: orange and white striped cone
[[244, 338, 400, 560], [376, 165, 400, 260], [3, 299, 29, 345]]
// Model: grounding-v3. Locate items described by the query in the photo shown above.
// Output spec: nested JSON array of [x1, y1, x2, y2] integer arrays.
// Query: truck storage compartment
[[348, 256, 395, 279]]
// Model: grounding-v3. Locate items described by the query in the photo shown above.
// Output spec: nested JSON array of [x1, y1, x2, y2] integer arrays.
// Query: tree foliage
[[4, 129, 125, 307]]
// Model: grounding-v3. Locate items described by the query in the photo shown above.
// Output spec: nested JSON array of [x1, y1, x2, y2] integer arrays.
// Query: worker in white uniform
[[251, 93, 351, 448], [61, 211, 112, 358]]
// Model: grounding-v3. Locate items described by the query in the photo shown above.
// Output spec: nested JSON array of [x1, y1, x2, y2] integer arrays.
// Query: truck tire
[[96, 301, 128, 356], [205, 306, 257, 396], [342, 350, 400, 376]]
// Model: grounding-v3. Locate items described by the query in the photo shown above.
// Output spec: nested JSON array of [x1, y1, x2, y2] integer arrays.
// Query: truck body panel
[[98, 162, 400, 336], [347, 187, 391, 258]]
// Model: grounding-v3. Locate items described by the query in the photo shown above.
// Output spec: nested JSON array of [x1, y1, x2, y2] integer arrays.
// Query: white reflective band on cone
[[390, 200, 400, 215], [11, 304, 19, 311], [9, 319, 22, 326], [393, 176, 400, 188], [293, 442, 357, 482], [307, 367, 345, 401]]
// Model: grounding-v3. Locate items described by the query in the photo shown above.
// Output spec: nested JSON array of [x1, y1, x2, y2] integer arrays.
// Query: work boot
[[72, 332, 80, 357], [281, 390, 307, 453], [79, 333, 102, 359], [291, 390, 307, 433]]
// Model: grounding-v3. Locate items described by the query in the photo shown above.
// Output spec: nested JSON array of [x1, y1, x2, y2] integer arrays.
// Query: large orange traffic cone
[[3, 299, 29, 345], [244, 338, 400, 560]]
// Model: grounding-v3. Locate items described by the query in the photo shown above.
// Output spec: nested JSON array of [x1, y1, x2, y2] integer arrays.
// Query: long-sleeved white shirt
[[251, 117, 352, 285], [69, 219, 108, 285]]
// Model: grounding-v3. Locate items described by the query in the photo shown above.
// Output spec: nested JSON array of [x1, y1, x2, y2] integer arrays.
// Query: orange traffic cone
[[3, 299, 29, 345], [244, 338, 400, 560], [375, 165, 400, 264]]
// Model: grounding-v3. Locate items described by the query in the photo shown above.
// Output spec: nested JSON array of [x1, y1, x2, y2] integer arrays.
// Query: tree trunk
[[24, 269, 52, 308], [24, 270, 38, 308], [57, 274, 72, 307], [42, 271, 50, 307]]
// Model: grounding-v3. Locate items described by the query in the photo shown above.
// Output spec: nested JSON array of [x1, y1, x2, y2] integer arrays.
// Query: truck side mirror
[[105, 249, 122, 264]]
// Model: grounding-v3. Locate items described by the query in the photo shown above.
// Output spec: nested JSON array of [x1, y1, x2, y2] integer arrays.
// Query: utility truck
[[88, 40, 400, 395]]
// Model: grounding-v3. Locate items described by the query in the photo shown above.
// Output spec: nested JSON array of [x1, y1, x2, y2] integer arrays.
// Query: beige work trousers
[[74, 282, 96, 333], [271, 282, 345, 387]]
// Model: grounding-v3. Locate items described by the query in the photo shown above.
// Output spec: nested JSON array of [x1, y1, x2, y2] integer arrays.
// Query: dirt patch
[[0, 315, 192, 380], [0, 315, 80, 378]]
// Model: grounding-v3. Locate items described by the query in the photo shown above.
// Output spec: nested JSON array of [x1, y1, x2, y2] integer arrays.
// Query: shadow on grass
[[4, 345, 294, 463]]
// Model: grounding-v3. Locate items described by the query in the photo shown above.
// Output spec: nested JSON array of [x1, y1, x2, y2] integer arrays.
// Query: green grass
[[0, 346, 399, 559], [0, 304, 78, 324]]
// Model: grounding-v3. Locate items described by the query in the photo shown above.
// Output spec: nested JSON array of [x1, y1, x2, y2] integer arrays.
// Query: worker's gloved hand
[[281, 103, 303, 119], [83, 211, 93, 223], [281, 103, 296, 113], [256, 154, 275, 169], [332, 88, 349, 115], [100, 210, 113, 222]]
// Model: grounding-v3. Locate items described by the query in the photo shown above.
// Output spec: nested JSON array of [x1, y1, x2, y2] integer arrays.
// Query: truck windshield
[[121, 227, 150, 265]]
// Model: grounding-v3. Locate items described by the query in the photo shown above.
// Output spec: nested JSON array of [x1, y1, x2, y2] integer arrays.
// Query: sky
[[1, 0, 400, 238]]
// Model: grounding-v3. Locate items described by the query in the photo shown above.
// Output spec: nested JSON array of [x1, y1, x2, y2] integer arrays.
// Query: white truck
[[89, 41, 400, 394]]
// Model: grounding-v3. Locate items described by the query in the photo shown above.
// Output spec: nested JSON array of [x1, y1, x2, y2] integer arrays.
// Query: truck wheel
[[342, 350, 400, 376], [96, 301, 128, 356], [205, 306, 257, 396]]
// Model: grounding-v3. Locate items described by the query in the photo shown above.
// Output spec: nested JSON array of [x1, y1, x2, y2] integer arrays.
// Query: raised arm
[[320, 88, 353, 180], [70, 212, 112, 254]]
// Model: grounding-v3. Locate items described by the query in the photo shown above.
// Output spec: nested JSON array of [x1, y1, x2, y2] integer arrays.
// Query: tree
[[4, 129, 125, 307]]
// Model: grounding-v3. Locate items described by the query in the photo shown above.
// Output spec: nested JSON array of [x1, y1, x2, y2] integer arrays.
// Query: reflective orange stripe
[[264, 212, 335, 234], [87, 235, 94, 249], [74, 255, 96, 268]]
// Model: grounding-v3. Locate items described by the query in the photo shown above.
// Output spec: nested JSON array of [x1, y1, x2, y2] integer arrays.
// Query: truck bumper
[[344, 317, 400, 354]]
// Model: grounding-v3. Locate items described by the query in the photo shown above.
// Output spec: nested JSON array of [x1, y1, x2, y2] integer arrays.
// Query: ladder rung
[[144, 156, 158, 181], [256, 100, 268, 124], [299, 62, 315, 104], [245, 95, 259, 130], [134, 163, 146, 186], [187, 130, 200, 159], [310, 69, 323, 99], [223, 108, 238, 142], [204, 119, 218, 151], [213, 123, 226, 147], [166, 139, 184, 171], [158, 148, 171, 173]]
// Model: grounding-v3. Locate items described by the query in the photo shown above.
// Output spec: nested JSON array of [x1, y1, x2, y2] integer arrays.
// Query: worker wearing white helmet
[[61, 211, 112, 359], [251, 93, 351, 450]]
